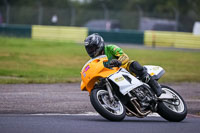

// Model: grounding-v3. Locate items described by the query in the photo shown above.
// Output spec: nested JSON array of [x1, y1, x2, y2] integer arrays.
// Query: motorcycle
[[80, 55, 187, 122]]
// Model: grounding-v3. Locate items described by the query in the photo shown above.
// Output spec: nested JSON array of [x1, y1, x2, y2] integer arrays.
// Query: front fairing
[[108, 68, 143, 95], [80, 55, 119, 93]]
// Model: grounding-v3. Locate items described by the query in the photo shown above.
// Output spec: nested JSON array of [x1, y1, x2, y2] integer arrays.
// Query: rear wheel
[[157, 85, 187, 122], [90, 88, 126, 121]]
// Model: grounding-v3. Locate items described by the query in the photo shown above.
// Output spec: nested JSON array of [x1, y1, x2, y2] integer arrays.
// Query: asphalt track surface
[[0, 114, 200, 133], [0, 83, 199, 114], [0, 83, 200, 133]]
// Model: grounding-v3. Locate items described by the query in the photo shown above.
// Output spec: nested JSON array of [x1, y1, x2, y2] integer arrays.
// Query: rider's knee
[[129, 61, 147, 77]]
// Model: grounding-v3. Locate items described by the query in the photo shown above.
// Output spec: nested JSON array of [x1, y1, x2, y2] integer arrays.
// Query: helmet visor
[[85, 45, 99, 58]]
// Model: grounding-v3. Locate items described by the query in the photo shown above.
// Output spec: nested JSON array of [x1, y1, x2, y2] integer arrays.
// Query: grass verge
[[0, 36, 200, 83]]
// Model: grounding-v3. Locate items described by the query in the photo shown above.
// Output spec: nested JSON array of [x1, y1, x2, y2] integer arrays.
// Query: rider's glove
[[110, 59, 122, 67]]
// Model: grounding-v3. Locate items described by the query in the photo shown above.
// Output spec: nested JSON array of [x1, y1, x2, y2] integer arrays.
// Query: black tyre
[[157, 85, 187, 122], [90, 88, 126, 121]]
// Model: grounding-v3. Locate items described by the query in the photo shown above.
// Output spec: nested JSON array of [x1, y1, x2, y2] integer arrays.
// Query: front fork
[[105, 78, 115, 102]]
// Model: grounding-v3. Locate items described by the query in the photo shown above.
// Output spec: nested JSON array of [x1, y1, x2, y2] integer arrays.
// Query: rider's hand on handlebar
[[110, 59, 122, 67]]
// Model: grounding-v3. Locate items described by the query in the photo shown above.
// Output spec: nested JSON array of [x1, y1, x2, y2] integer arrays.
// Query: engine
[[131, 86, 154, 107]]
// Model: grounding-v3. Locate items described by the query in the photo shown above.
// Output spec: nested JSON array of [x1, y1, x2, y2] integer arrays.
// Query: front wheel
[[90, 88, 126, 121], [157, 85, 187, 122]]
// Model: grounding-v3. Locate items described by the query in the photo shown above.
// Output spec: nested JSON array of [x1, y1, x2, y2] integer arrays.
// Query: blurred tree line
[[1, 0, 200, 15], [0, 0, 199, 31]]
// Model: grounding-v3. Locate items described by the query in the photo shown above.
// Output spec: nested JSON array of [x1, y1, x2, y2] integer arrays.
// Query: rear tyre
[[157, 85, 187, 122], [90, 88, 126, 121]]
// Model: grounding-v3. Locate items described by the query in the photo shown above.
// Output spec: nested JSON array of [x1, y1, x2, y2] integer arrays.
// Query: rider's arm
[[111, 45, 129, 65], [118, 53, 129, 65]]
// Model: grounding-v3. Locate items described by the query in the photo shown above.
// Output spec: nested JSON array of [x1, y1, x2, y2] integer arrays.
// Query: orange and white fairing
[[80, 55, 119, 93]]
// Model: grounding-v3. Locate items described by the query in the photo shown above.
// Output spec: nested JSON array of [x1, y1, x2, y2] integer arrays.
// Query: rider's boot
[[141, 73, 163, 97], [129, 61, 163, 97]]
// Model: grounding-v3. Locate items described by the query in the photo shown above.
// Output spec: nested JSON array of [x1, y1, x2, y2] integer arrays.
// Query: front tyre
[[90, 88, 126, 121], [157, 85, 187, 122]]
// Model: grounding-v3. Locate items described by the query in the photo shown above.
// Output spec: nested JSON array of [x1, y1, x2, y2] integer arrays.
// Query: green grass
[[0, 36, 200, 83]]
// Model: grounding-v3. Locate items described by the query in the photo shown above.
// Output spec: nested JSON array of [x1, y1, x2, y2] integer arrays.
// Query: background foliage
[[1, 0, 200, 14], [1, 0, 199, 31]]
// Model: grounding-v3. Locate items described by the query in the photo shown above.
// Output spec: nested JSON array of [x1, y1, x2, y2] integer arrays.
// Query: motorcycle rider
[[84, 33, 163, 97]]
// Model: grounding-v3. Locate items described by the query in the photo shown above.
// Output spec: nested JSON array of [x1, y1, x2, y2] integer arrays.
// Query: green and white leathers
[[104, 45, 130, 68], [104, 45, 123, 60]]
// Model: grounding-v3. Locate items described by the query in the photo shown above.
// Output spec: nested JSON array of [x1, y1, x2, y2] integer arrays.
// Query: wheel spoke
[[162, 88, 185, 113], [97, 90, 124, 115]]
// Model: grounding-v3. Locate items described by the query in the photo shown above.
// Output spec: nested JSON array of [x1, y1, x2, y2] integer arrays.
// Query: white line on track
[[5, 113, 200, 118], [29, 112, 161, 117]]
